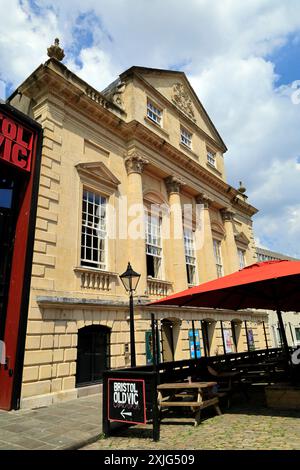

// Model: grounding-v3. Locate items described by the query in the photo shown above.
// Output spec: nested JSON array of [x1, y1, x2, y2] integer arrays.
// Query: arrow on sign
[[121, 409, 133, 419]]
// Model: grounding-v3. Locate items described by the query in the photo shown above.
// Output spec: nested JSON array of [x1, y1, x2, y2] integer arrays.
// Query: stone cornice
[[15, 61, 128, 133]]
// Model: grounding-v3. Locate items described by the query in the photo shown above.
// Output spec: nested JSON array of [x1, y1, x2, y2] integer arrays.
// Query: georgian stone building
[[7, 41, 269, 408]]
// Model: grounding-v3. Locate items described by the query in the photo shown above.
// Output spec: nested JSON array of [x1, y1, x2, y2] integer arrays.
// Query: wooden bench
[[157, 381, 221, 426]]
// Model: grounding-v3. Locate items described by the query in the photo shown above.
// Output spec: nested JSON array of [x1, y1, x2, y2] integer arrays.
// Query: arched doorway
[[161, 318, 180, 362], [201, 319, 216, 356], [76, 325, 110, 387], [231, 319, 242, 352]]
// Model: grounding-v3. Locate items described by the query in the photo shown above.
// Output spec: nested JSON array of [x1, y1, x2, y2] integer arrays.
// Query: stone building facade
[[256, 247, 300, 349], [7, 46, 269, 408]]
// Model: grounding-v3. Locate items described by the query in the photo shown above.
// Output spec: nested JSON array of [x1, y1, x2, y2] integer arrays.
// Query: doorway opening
[[161, 318, 180, 362], [76, 325, 110, 386]]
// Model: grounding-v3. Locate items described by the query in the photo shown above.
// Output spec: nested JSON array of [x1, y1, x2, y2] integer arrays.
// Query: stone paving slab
[[82, 391, 300, 451], [0, 394, 102, 450]]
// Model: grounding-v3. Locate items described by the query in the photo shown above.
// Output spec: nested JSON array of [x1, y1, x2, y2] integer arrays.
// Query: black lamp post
[[119, 262, 141, 367]]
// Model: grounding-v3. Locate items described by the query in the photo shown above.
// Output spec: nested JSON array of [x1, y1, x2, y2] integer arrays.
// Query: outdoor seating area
[[154, 348, 291, 426], [103, 260, 300, 441]]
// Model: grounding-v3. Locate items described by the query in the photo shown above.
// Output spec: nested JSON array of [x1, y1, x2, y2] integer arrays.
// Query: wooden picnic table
[[157, 381, 221, 426], [233, 360, 283, 385], [234, 361, 279, 372]]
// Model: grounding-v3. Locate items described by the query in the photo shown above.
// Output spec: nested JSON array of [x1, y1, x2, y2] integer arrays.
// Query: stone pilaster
[[195, 193, 217, 281], [221, 208, 239, 274], [125, 151, 148, 296], [164, 176, 187, 292]]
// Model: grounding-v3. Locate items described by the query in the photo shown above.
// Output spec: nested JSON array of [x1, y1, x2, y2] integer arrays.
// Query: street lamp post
[[119, 262, 141, 367]]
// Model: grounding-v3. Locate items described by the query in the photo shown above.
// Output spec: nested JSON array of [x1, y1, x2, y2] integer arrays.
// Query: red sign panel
[[0, 111, 34, 172], [0, 103, 41, 411]]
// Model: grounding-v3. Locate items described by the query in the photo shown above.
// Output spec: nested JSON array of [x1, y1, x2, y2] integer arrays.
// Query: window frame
[[80, 188, 108, 271], [147, 99, 163, 127], [295, 327, 300, 344], [145, 210, 163, 279], [180, 126, 193, 149], [184, 227, 197, 286], [213, 238, 223, 278], [237, 248, 246, 269], [207, 148, 216, 167]]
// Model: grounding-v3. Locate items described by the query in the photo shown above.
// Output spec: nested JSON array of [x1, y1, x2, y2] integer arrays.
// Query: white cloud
[[0, 0, 60, 88], [1, 0, 300, 256], [65, 47, 116, 91]]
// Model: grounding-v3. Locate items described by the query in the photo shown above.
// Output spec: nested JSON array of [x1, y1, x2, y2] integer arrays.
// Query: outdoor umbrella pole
[[276, 309, 291, 366]]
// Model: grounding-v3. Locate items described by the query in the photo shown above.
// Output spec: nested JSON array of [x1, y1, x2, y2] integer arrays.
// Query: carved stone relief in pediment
[[172, 82, 196, 122]]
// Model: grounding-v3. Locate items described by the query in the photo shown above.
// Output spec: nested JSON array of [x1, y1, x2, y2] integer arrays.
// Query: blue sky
[[269, 35, 300, 86], [1, 0, 300, 258]]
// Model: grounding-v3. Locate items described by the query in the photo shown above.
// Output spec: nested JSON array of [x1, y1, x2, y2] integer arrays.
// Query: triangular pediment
[[124, 67, 227, 152], [76, 161, 120, 191], [234, 231, 250, 246]]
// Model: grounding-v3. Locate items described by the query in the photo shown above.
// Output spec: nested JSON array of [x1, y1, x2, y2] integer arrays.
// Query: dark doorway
[[161, 319, 180, 362], [76, 325, 110, 386]]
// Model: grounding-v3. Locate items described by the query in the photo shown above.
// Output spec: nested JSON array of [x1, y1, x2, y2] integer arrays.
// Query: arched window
[[76, 325, 110, 386]]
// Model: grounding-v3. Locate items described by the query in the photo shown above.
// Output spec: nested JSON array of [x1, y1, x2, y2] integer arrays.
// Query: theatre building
[[3, 41, 269, 410]]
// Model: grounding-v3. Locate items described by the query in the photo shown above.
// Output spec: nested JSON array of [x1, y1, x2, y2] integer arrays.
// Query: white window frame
[[207, 149, 216, 167], [147, 100, 162, 126], [184, 228, 197, 286], [213, 238, 223, 278], [145, 211, 163, 279], [295, 327, 300, 345], [237, 248, 246, 269], [180, 126, 192, 148], [81, 189, 107, 270]]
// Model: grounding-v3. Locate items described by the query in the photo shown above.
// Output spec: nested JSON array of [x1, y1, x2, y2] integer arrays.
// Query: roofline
[[7, 58, 123, 114], [256, 246, 299, 261], [120, 66, 228, 153]]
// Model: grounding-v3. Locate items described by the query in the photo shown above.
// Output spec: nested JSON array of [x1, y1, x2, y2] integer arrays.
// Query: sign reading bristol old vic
[[0, 111, 34, 172], [108, 378, 146, 425]]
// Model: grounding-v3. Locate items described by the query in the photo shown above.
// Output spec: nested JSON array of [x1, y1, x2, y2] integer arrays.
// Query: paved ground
[[0, 388, 299, 450], [0, 394, 102, 450], [83, 390, 300, 450]]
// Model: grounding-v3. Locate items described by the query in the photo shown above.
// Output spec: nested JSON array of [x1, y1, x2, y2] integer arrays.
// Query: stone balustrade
[[147, 278, 173, 297], [74, 267, 117, 291]]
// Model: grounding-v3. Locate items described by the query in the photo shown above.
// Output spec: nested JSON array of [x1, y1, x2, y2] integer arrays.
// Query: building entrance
[[76, 325, 110, 386]]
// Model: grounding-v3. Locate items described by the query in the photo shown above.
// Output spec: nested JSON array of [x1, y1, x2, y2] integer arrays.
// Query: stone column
[[195, 194, 217, 282], [165, 176, 187, 293], [125, 151, 148, 296], [221, 209, 239, 274]]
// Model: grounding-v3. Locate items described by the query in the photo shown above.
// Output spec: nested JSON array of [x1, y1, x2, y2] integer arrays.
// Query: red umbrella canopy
[[149, 260, 300, 312]]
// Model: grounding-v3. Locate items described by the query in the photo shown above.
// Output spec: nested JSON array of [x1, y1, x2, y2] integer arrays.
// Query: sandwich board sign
[[108, 378, 146, 425]]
